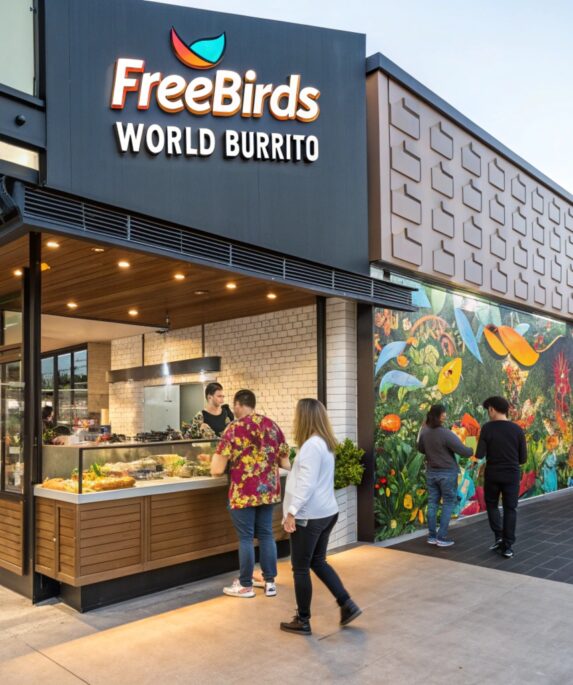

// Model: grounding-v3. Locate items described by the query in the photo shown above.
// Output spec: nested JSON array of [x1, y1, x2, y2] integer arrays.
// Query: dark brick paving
[[389, 490, 573, 584]]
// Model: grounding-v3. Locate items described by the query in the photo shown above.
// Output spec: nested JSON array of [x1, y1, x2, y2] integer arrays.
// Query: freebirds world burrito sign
[[111, 28, 321, 162], [44, 0, 368, 274]]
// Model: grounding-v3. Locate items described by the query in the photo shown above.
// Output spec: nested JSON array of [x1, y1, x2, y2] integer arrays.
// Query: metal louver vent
[[232, 246, 284, 278], [334, 271, 374, 298], [285, 261, 334, 289], [21, 185, 414, 310]]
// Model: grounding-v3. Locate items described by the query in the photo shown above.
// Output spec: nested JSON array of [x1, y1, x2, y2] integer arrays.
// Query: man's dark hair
[[205, 382, 223, 400], [42, 405, 53, 421], [234, 389, 256, 409], [426, 404, 446, 429], [483, 396, 509, 416]]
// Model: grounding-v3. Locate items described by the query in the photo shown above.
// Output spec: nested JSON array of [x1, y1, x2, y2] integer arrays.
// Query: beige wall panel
[[368, 72, 573, 319]]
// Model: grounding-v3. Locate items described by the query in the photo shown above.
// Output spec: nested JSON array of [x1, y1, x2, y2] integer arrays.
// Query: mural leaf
[[430, 289, 447, 314], [411, 286, 431, 308], [476, 303, 502, 327], [375, 341, 407, 376], [496, 326, 540, 367], [379, 370, 424, 391], [454, 308, 483, 363], [483, 326, 509, 356]]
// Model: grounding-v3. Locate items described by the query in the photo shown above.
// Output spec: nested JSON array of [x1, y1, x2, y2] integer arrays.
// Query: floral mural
[[373, 280, 573, 541]]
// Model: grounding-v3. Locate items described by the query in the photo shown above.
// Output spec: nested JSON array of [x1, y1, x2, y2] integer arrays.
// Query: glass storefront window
[[0, 1, 36, 95], [73, 349, 88, 422], [1, 361, 24, 493], [2, 311, 22, 346], [41, 356, 54, 414], [41, 349, 89, 428]]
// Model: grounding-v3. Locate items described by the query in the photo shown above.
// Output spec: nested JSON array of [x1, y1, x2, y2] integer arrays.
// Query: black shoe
[[340, 599, 362, 626], [489, 538, 503, 551], [280, 614, 311, 635], [502, 545, 514, 558]]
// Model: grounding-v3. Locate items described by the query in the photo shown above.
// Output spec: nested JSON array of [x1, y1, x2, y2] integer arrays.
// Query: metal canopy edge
[[15, 183, 415, 311]]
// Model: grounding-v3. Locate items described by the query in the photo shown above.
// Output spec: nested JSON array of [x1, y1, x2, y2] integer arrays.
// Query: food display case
[[39, 439, 220, 497], [34, 439, 286, 609]]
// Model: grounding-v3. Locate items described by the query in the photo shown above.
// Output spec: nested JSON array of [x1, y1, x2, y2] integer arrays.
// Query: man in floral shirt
[[211, 389, 290, 598]]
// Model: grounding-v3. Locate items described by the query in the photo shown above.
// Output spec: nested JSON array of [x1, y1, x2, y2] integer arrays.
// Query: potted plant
[[329, 439, 365, 550]]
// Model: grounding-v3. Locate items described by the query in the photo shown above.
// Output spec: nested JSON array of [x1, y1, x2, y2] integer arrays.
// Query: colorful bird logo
[[170, 27, 226, 69]]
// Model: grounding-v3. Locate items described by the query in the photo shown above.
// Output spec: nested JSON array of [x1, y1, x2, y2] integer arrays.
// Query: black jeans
[[289, 513, 350, 620], [484, 470, 520, 545]]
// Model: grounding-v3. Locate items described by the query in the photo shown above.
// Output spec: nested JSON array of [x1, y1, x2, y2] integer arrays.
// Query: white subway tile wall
[[326, 298, 358, 442]]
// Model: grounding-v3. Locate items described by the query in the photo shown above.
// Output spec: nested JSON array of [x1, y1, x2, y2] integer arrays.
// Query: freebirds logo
[[110, 28, 321, 162]]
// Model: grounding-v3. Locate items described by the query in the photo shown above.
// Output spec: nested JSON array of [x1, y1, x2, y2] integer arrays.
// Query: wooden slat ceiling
[[0, 234, 315, 329]]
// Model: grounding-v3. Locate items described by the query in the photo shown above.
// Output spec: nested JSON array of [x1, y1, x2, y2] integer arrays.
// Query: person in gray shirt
[[417, 404, 473, 547]]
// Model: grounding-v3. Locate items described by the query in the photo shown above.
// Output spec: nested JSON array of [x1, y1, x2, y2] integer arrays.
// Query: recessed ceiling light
[[128, 308, 139, 316], [91, 247, 105, 253], [41, 262, 51, 271], [174, 273, 185, 281], [267, 292, 277, 300], [13, 268, 23, 277], [226, 282, 237, 290], [118, 260, 130, 268], [67, 302, 78, 309], [46, 240, 60, 249], [194, 290, 209, 295]]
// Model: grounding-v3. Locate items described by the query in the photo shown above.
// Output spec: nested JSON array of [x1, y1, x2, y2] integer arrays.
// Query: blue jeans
[[426, 469, 459, 540], [229, 504, 277, 587]]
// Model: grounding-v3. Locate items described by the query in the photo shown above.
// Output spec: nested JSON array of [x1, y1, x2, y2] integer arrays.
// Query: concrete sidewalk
[[1, 545, 572, 685]]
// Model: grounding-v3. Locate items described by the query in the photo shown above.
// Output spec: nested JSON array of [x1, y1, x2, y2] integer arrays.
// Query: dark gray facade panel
[[0, 87, 45, 150], [43, 0, 369, 274]]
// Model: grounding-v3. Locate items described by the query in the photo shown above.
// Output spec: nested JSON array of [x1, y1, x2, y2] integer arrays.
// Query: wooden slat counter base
[[0, 497, 24, 575], [35, 486, 287, 587]]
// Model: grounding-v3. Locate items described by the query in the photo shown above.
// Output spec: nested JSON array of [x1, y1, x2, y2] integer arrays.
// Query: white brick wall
[[109, 306, 317, 441], [326, 298, 357, 442], [328, 485, 358, 550]]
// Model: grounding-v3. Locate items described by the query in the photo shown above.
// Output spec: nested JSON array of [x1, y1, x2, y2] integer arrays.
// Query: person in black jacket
[[476, 396, 527, 559], [417, 404, 473, 547]]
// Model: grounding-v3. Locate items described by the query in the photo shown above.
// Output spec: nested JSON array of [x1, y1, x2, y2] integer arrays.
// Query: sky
[[149, 0, 573, 195]]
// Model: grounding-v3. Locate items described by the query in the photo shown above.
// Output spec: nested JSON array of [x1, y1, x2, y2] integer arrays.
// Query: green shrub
[[334, 438, 365, 489]]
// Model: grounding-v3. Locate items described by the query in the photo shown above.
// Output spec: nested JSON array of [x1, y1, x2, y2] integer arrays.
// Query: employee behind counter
[[188, 382, 234, 439], [42, 405, 71, 444]]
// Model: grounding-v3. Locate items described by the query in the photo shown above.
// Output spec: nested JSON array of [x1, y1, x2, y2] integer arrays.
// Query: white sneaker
[[223, 579, 255, 598], [252, 576, 265, 589], [265, 582, 277, 597]]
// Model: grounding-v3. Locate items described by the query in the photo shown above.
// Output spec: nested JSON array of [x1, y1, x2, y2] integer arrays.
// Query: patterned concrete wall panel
[[512, 206, 527, 236], [514, 273, 529, 301], [390, 97, 420, 139], [511, 174, 527, 203], [489, 159, 505, 191], [463, 216, 482, 249], [513, 240, 528, 268], [490, 194, 505, 225], [432, 202, 455, 237], [430, 122, 454, 159], [391, 184, 422, 223], [391, 140, 421, 182], [369, 73, 573, 320]]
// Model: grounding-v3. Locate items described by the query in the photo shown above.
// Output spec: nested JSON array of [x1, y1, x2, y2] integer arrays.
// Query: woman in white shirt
[[280, 398, 362, 635]]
